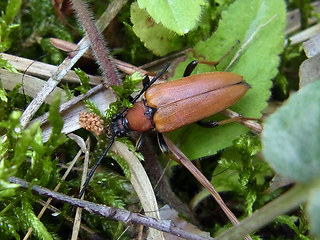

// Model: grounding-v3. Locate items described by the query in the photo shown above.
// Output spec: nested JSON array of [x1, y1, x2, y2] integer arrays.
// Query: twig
[[70, 0, 120, 86], [163, 136, 252, 240], [36, 199, 96, 236], [72, 136, 91, 240], [23, 135, 90, 240], [19, 39, 90, 128], [221, 109, 263, 133], [34, 83, 106, 127], [0, 53, 104, 85], [19, 0, 125, 128], [215, 182, 317, 240], [8, 177, 214, 240]]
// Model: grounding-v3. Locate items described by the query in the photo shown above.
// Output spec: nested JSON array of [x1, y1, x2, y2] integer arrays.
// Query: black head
[[109, 114, 130, 137]]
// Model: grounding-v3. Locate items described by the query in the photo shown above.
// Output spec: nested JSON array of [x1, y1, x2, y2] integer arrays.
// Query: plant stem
[[70, 0, 120, 85], [216, 180, 319, 240], [8, 176, 214, 240]]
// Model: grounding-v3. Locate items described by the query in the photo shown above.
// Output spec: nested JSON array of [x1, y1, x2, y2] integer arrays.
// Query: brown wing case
[[145, 72, 249, 133]]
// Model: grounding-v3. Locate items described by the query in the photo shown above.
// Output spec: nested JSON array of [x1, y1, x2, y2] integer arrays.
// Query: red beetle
[[79, 61, 250, 197]]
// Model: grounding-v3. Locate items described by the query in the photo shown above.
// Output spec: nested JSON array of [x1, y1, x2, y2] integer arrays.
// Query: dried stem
[[8, 177, 214, 240], [19, 0, 125, 128], [70, 0, 120, 85], [163, 136, 252, 240]]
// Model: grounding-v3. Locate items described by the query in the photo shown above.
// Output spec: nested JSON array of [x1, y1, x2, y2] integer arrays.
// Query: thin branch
[[23, 135, 90, 240], [163, 136, 252, 240], [8, 177, 214, 240], [70, 0, 120, 86], [215, 182, 318, 240], [19, 0, 125, 128], [221, 109, 263, 133]]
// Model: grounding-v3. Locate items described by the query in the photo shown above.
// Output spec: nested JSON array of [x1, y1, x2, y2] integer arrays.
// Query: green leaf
[[0, 179, 20, 199], [0, 216, 20, 240], [22, 198, 53, 240], [169, 0, 286, 159], [74, 68, 90, 94], [0, 56, 18, 72], [47, 93, 67, 148], [0, 0, 22, 52], [262, 80, 320, 183], [48, 94, 63, 133], [0, 88, 7, 102], [131, 2, 184, 56], [307, 187, 320, 238], [3, 0, 22, 25], [11, 122, 40, 169], [106, 71, 144, 120], [276, 215, 310, 240], [137, 0, 206, 35]]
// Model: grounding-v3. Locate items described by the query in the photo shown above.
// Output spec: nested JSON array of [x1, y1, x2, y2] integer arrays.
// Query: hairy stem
[[70, 0, 120, 85]]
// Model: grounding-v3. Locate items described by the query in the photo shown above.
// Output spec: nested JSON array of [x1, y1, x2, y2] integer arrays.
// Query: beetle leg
[[184, 41, 240, 77], [197, 116, 258, 128], [183, 60, 199, 77], [142, 75, 150, 88], [135, 134, 144, 151], [183, 59, 220, 77], [157, 132, 169, 153]]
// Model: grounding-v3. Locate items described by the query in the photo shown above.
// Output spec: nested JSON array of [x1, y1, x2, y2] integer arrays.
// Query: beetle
[[78, 60, 250, 198]]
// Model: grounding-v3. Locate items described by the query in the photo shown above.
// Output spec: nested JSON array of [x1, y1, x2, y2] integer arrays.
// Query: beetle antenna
[[78, 134, 116, 199], [131, 63, 170, 104], [117, 63, 170, 116]]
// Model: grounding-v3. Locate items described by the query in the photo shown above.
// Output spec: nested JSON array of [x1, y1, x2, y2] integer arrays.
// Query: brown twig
[[19, 0, 125, 128], [70, 0, 120, 86], [23, 135, 90, 240], [8, 177, 214, 240], [163, 136, 252, 240]]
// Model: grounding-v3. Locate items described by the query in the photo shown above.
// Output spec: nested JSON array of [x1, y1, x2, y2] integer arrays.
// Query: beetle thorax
[[125, 100, 155, 132]]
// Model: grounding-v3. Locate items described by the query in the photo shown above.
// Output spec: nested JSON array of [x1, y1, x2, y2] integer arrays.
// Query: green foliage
[[0, 55, 18, 72], [262, 81, 320, 183], [168, 0, 286, 160], [3, 83, 22, 117], [0, 215, 20, 240], [0, 94, 67, 238], [0, 0, 316, 238], [131, 2, 184, 56], [83, 99, 105, 120], [75, 67, 106, 119], [8, 0, 73, 64], [276, 214, 310, 240], [0, 87, 7, 102], [307, 187, 320, 238], [107, 147, 131, 180], [273, 43, 304, 100], [211, 134, 272, 214], [262, 80, 320, 237], [137, 0, 206, 35], [88, 172, 130, 208], [20, 197, 53, 240], [0, 0, 22, 52], [74, 68, 90, 94], [82, 172, 131, 239], [105, 71, 144, 120]]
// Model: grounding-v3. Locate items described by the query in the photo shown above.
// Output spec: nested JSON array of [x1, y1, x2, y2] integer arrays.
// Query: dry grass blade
[[163, 136, 253, 240]]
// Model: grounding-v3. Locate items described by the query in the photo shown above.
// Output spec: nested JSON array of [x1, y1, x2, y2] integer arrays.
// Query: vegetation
[[0, 0, 319, 239]]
